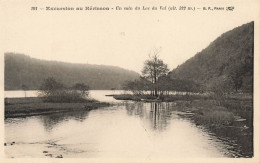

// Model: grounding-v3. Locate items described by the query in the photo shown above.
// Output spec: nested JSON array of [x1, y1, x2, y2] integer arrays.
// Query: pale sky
[[2, 0, 259, 74]]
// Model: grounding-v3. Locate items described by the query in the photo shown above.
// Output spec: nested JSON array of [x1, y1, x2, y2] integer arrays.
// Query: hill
[[169, 22, 254, 92], [5, 53, 140, 90]]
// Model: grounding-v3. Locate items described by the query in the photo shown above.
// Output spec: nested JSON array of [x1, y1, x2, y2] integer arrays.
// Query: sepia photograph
[[1, 0, 260, 162]]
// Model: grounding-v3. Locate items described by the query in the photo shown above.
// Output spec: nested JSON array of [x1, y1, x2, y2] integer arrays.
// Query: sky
[[1, 0, 259, 74]]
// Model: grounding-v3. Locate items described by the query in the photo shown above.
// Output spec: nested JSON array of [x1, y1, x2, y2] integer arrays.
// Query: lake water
[[4, 90, 128, 103], [4, 90, 240, 158]]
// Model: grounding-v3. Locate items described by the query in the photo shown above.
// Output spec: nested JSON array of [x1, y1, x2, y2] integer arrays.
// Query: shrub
[[73, 83, 90, 97], [39, 77, 90, 103], [42, 90, 87, 103]]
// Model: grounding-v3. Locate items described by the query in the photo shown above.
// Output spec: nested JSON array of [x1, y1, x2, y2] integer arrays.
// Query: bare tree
[[142, 48, 169, 96]]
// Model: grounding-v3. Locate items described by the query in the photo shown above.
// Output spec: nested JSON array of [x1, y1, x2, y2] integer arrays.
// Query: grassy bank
[[5, 97, 110, 118], [173, 98, 253, 157]]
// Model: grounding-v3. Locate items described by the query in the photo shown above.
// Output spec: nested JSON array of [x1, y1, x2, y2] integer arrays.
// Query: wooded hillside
[[169, 22, 253, 92], [5, 53, 139, 90]]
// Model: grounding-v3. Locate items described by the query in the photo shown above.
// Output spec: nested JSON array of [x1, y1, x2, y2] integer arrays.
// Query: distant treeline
[[169, 21, 254, 93], [4, 53, 139, 90]]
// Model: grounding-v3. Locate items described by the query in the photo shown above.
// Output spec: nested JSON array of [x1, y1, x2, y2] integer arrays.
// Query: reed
[[195, 109, 235, 126]]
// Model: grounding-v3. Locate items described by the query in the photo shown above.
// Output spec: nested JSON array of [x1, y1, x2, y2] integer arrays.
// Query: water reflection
[[5, 101, 239, 158], [123, 101, 252, 157], [125, 102, 177, 131], [39, 111, 90, 132], [5, 90, 252, 158]]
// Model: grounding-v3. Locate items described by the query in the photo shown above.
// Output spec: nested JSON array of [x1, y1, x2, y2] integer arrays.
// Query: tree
[[158, 75, 173, 95], [209, 76, 233, 106], [122, 77, 152, 95], [142, 48, 169, 96], [73, 83, 90, 97], [39, 77, 88, 102], [21, 84, 28, 98], [39, 77, 64, 96], [228, 63, 244, 92]]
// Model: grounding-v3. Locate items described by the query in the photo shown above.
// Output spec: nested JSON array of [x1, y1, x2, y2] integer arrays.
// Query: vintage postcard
[[0, 0, 259, 162]]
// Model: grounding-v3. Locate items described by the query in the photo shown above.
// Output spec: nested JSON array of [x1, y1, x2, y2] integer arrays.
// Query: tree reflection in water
[[39, 111, 90, 132], [125, 102, 175, 131]]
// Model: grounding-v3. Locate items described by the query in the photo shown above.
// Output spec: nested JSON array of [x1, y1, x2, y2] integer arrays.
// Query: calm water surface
[[4, 90, 126, 103], [5, 90, 237, 158]]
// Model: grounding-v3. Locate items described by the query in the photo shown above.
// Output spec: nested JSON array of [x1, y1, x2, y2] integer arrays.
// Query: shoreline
[[111, 93, 252, 127], [4, 94, 253, 157], [110, 93, 253, 157], [5, 97, 110, 119], [111, 93, 216, 102]]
